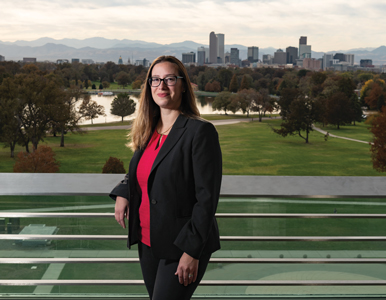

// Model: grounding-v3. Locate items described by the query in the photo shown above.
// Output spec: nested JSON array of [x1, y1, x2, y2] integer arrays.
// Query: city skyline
[[1, 0, 385, 52]]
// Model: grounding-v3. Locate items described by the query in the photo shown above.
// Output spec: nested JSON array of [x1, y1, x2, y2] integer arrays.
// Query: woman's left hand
[[174, 252, 199, 286]]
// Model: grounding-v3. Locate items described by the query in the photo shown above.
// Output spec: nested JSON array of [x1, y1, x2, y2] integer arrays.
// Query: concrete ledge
[[0, 173, 385, 197]]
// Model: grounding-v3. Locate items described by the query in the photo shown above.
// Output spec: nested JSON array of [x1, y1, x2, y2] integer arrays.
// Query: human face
[[150, 62, 184, 111]]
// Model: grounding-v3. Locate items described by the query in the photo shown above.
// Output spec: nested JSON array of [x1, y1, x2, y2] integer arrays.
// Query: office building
[[263, 54, 273, 65], [23, 57, 37, 63], [72, 58, 80, 63], [333, 53, 345, 62], [209, 32, 218, 64], [230, 48, 240, 66], [247, 46, 259, 63], [360, 59, 373, 67], [197, 47, 206, 66], [81, 59, 94, 64], [0, 55, 5, 62], [344, 54, 355, 66], [303, 58, 321, 71], [182, 52, 196, 64], [323, 54, 333, 70], [299, 45, 311, 59], [286, 47, 298, 64], [274, 49, 287, 65], [299, 36, 307, 45], [135, 58, 150, 67], [216, 33, 225, 63], [224, 52, 230, 64]]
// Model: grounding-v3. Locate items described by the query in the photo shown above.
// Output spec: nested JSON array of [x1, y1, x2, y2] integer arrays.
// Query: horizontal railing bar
[[1, 212, 386, 218], [1, 258, 386, 264], [2, 234, 386, 241], [1, 280, 386, 286]]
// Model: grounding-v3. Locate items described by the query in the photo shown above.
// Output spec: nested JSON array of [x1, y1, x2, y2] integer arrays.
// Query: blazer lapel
[[150, 114, 188, 174]]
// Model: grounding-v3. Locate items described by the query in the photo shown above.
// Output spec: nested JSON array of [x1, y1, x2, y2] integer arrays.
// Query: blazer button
[[151, 199, 157, 204]]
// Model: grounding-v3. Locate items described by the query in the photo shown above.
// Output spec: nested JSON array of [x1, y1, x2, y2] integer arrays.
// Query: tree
[[239, 75, 250, 91], [110, 93, 136, 122], [14, 73, 65, 151], [0, 77, 23, 157], [132, 80, 142, 89], [13, 145, 60, 173], [102, 81, 110, 89], [79, 95, 105, 124], [102, 157, 126, 173], [212, 91, 232, 115], [273, 93, 321, 143], [217, 68, 233, 91], [251, 88, 274, 122], [229, 74, 239, 93], [369, 106, 386, 172], [116, 71, 130, 88], [92, 83, 96, 89], [325, 92, 353, 129], [99, 83, 103, 89]]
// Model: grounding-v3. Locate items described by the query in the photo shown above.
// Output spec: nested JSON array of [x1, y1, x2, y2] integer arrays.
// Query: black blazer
[[110, 114, 222, 260]]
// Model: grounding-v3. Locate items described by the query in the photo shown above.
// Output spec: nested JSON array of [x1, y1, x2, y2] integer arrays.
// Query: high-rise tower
[[209, 32, 218, 64], [216, 33, 225, 63]]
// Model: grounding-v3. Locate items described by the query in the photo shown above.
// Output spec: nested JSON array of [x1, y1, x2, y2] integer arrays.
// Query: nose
[[159, 79, 168, 89]]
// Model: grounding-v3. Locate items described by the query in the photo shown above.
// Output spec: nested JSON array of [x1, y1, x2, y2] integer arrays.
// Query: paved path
[[82, 117, 278, 131], [312, 125, 372, 145]]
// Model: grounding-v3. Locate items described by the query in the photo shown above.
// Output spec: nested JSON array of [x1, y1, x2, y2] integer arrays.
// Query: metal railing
[[1, 174, 386, 297]]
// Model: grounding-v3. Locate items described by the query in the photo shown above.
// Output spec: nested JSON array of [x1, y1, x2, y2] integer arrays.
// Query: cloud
[[0, 0, 384, 51]]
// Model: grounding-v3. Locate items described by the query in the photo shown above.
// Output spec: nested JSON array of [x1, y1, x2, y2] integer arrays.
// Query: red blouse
[[136, 130, 167, 247]]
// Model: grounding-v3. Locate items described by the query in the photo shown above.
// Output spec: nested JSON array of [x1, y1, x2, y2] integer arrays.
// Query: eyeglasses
[[148, 76, 184, 87]]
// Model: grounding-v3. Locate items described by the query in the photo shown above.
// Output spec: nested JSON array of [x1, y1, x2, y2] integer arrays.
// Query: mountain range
[[0, 37, 385, 65]]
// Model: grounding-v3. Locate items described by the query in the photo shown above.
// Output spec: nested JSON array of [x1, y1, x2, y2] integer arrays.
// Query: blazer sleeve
[[109, 168, 131, 201], [173, 121, 222, 259]]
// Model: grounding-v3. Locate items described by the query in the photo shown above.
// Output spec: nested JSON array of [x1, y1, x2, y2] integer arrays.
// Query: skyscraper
[[209, 32, 218, 64], [230, 48, 240, 66], [247, 46, 259, 63], [197, 47, 206, 66], [286, 47, 298, 64], [182, 52, 196, 64], [216, 33, 225, 63], [299, 36, 311, 58], [273, 49, 287, 65]]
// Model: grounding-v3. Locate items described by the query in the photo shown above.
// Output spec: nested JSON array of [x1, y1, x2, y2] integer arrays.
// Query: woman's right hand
[[115, 196, 129, 229]]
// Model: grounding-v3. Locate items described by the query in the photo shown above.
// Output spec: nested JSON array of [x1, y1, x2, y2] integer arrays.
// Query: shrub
[[13, 145, 60, 173], [102, 157, 126, 174]]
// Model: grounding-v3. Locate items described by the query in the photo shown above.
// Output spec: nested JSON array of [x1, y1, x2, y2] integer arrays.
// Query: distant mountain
[[1, 37, 386, 64]]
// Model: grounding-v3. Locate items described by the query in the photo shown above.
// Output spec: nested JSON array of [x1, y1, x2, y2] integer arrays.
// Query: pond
[[78, 94, 219, 125]]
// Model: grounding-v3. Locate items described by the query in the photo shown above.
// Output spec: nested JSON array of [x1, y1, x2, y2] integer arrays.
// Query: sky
[[1, 0, 385, 51]]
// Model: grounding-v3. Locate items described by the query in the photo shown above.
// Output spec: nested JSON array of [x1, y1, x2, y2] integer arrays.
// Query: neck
[[158, 109, 180, 134]]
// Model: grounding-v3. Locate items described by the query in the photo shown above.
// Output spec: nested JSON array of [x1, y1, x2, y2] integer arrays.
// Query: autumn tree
[[251, 88, 275, 122], [13, 145, 60, 173], [116, 71, 130, 88], [110, 93, 136, 122], [239, 75, 250, 91], [369, 106, 386, 172], [79, 95, 105, 124], [102, 157, 126, 173], [212, 91, 232, 115], [132, 80, 142, 89], [102, 81, 110, 89], [229, 74, 239, 93]]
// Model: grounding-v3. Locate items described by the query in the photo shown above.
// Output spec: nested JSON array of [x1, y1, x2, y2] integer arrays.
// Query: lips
[[157, 93, 169, 97]]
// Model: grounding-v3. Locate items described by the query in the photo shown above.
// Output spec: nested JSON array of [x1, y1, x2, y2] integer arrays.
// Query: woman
[[110, 56, 222, 300]]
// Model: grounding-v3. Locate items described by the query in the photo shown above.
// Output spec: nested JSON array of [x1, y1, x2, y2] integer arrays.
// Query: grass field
[[0, 119, 382, 175]]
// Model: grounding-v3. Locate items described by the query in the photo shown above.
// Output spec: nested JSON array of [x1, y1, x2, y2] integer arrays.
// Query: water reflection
[[78, 94, 217, 125]]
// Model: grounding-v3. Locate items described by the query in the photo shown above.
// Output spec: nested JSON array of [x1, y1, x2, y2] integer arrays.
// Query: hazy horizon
[[1, 0, 385, 52]]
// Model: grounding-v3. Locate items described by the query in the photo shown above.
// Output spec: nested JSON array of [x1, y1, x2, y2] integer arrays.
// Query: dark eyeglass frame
[[148, 76, 184, 87]]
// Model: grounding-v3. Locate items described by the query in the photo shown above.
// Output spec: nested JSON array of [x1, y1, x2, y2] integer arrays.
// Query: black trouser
[[138, 242, 211, 300]]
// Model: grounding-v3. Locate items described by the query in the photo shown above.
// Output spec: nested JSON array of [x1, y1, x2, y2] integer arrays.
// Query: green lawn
[[0, 119, 382, 175], [90, 81, 132, 90], [315, 121, 372, 143]]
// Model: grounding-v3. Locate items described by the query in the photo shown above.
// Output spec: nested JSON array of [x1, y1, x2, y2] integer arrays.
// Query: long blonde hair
[[129, 56, 200, 151]]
